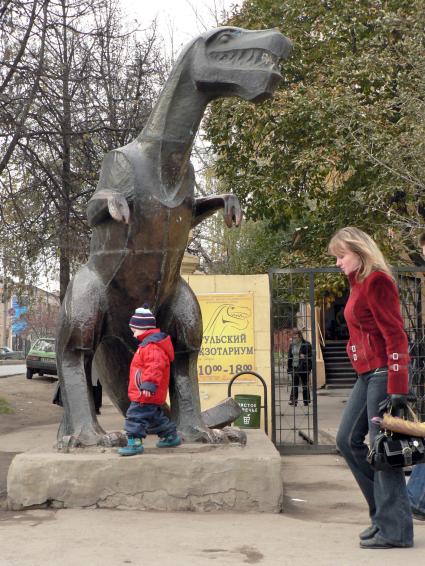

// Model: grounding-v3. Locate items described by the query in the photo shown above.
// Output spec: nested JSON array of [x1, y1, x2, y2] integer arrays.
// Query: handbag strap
[[388, 403, 419, 423], [406, 404, 419, 423]]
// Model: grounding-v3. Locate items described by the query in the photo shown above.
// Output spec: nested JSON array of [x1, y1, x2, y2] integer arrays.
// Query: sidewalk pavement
[[1, 392, 425, 565], [0, 364, 26, 378], [316, 388, 349, 441]]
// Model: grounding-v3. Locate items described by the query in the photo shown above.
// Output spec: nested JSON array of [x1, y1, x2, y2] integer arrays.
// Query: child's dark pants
[[125, 402, 177, 439]]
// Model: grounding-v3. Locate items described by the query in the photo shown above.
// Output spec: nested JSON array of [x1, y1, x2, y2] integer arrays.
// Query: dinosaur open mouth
[[228, 311, 249, 320], [210, 48, 281, 73]]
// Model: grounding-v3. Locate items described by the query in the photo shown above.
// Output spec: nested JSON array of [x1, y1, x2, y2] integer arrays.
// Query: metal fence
[[270, 267, 425, 454], [395, 269, 425, 421]]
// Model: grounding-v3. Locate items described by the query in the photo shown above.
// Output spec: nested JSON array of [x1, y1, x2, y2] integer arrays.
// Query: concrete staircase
[[323, 340, 356, 389]]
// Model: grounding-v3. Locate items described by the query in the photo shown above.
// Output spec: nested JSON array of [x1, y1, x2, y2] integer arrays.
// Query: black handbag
[[367, 430, 425, 470], [368, 401, 425, 471]]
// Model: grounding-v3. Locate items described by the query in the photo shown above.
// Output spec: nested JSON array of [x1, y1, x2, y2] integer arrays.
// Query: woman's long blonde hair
[[328, 227, 393, 281]]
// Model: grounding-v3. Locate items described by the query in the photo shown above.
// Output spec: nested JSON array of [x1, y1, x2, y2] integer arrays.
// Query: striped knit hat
[[129, 304, 156, 330]]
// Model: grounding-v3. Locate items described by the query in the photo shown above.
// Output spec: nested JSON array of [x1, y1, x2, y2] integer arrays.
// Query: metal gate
[[270, 267, 425, 454]]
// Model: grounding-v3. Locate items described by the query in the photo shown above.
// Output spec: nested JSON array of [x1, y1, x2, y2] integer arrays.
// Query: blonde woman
[[329, 227, 413, 549]]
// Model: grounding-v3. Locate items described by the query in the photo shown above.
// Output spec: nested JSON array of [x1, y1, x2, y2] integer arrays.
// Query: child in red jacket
[[118, 305, 181, 456]]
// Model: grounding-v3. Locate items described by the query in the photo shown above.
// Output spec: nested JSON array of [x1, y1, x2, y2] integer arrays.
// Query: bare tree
[[0, 0, 49, 176], [0, 0, 166, 300], [20, 288, 60, 340]]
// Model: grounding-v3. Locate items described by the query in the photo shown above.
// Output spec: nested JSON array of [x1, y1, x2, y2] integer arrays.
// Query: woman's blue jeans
[[336, 369, 413, 546], [407, 464, 425, 514]]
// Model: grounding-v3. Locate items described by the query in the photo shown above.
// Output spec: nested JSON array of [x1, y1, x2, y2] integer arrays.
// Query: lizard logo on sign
[[197, 293, 255, 382]]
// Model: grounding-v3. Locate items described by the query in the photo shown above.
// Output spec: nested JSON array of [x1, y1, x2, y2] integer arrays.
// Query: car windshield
[[32, 339, 55, 353]]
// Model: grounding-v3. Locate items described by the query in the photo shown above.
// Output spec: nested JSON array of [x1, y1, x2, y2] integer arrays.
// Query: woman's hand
[[378, 394, 408, 416], [379, 394, 409, 417], [390, 394, 408, 409]]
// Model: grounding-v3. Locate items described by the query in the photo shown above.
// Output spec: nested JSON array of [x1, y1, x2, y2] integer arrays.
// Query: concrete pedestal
[[7, 430, 282, 512]]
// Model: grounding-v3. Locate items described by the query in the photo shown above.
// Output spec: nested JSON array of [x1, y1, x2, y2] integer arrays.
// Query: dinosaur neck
[[138, 60, 209, 192]]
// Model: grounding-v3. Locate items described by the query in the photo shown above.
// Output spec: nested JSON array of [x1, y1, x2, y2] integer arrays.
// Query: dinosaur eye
[[218, 33, 233, 43]]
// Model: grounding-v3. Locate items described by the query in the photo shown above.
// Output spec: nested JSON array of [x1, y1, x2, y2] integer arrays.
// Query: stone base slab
[[7, 430, 282, 512]]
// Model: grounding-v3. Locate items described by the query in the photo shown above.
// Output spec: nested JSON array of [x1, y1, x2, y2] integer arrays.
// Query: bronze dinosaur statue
[[56, 26, 292, 447]]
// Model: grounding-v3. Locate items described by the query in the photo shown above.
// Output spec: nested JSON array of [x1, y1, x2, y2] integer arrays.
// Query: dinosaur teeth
[[246, 49, 255, 63], [210, 48, 280, 71]]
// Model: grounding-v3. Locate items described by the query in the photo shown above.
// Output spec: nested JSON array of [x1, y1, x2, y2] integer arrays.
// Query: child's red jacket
[[344, 270, 409, 395], [128, 329, 175, 404]]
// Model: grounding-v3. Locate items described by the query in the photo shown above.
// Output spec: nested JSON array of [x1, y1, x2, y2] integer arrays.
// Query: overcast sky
[[120, 0, 239, 54]]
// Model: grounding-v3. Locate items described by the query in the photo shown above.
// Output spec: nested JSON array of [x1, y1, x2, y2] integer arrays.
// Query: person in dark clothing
[[92, 381, 102, 415], [288, 329, 312, 407]]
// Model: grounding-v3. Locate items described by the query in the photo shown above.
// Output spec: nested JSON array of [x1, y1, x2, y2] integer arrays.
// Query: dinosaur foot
[[179, 424, 247, 445], [215, 425, 247, 445], [57, 430, 127, 452]]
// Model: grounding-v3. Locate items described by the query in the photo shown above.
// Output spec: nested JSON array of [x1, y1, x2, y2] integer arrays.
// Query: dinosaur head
[[192, 27, 292, 102]]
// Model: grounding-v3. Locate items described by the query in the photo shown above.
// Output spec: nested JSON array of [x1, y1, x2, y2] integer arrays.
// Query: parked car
[[26, 338, 56, 379], [0, 346, 24, 360]]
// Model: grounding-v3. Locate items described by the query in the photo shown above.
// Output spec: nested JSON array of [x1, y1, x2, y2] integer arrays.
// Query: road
[[1, 373, 425, 564]]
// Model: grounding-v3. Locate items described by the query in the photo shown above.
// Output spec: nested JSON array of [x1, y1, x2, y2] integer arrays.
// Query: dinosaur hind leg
[[158, 278, 214, 442], [56, 268, 124, 448]]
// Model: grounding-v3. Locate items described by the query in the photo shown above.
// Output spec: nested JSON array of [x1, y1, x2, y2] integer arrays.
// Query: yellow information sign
[[197, 293, 255, 382]]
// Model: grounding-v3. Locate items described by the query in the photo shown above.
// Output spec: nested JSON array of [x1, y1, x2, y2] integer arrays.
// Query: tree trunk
[[59, 0, 72, 303]]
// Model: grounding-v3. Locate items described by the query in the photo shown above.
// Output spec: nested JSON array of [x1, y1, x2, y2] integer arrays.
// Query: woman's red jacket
[[344, 270, 409, 394]]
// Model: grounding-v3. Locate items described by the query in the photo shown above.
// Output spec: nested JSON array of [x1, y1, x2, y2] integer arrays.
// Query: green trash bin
[[234, 394, 261, 429]]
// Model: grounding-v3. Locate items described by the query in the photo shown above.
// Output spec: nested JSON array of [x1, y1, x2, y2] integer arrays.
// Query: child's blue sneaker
[[156, 434, 182, 448], [118, 437, 144, 456]]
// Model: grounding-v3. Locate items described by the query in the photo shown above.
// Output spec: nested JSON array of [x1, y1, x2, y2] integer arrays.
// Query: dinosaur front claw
[[223, 194, 242, 227], [107, 195, 130, 224]]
